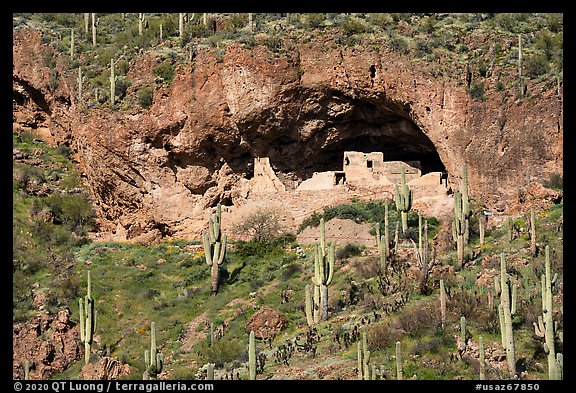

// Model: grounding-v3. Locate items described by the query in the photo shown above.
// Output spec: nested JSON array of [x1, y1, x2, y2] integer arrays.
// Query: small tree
[[232, 207, 286, 242]]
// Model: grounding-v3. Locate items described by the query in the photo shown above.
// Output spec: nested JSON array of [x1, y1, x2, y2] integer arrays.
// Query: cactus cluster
[[533, 245, 563, 380], [202, 203, 227, 295], [375, 202, 390, 272], [305, 217, 334, 325], [394, 167, 412, 234], [357, 332, 371, 380], [411, 212, 430, 279], [452, 164, 472, 268], [79, 270, 97, 365], [498, 253, 516, 378], [143, 321, 163, 380]]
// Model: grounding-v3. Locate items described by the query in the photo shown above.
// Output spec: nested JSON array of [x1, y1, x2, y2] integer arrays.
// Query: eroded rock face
[[12, 28, 563, 241], [245, 306, 286, 340], [79, 357, 132, 380], [12, 309, 80, 380]]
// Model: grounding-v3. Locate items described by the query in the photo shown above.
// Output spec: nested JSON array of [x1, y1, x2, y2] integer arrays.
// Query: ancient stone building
[[297, 151, 422, 191]]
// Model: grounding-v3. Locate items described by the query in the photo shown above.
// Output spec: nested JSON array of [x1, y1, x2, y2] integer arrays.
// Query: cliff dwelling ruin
[[250, 150, 448, 197]]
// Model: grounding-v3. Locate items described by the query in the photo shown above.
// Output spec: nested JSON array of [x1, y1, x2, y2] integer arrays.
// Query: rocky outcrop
[[79, 357, 132, 380], [245, 306, 286, 340], [12, 27, 563, 241], [12, 308, 80, 379]]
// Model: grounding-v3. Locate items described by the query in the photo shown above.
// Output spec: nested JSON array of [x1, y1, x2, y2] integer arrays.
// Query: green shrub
[[524, 52, 550, 78], [340, 17, 367, 36], [43, 193, 96, 234], [137, 86, 154, 109], [304, 13, 326, 29], [543, 172, 562, 190], [153, 60, 175, 84], [336, 243, 363, 260], [56, 144, 73, 158], [197, 337, 245, 368], [469, 82, 486, 101]]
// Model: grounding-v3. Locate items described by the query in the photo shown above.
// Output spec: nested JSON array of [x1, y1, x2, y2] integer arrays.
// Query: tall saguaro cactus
[[479, 336, 486, 380], [453, 164, 472, 268], [248, 331, 256, 380], [376, 202, 390, 272], [529, 208, 537, 256], [304, 283, 321, 327], [79, 270, 97, 365], [144, 321, 163, 379], [311, 217, 335, 321], [357, 332, 371, 380], [452, 190, 466, 268], [70, 28, 75, 59], [110, 58, 116, 108], [202, 203, 227, 295], [91, 13, 97, 46], [533, 245, 562, 380], [499, 253, 516, 378], [179, 13, 184, 38], [77, 66, 83, 103], [139, 13, 145, 36], [394, 167, 412, 234], [395, 341, 403, 380], [439, 279, 447, 328]]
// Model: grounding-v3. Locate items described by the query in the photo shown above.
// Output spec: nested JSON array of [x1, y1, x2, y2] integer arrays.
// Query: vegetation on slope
[[12, 12, 563, 111], [13, 128, 563, 379], [12, 12, 564, 381]]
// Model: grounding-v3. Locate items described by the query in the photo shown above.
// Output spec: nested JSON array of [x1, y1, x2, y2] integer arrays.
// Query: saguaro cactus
[[394, 167, 412, 234], [144, 321, 163, 379], [206, 363, 215, 380], [24, 360, 30, 380], [77, 66, 83, 103], [376, 202, 390, 272], [249, 331, 256, 380], [479, 336, 486, 380], [453, 164, 472, 267], [304, 283, 321, 327], [461, 164, 472, 245], [529, 208, 537, 256], [84, 13, 90, 34], [79, 270, 97, 365], [533, 245, 562, 380], [357, 332, 371, 380], [460, 316, 467, 347], [439, 279, 447, 328], [110, 58, 115, 108], [499, 253, 516, 378], [139, 13, 145, 35], [411, 215, 430, 280], [311, 217, 335, 321], [479, 210, 486, 247], [91, 13, 96, 46], [395, 341, 403, 380], [202, 203, 227, 295], [452, 190, 465, 268], [70, 28, 75, 59]]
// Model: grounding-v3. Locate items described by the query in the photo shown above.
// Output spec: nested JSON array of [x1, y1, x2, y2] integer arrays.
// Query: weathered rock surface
[[13, 27, 563, 242], [245, 306, 286, 340], [79, 357, 132, 380], [12, 308, 80, 379]]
